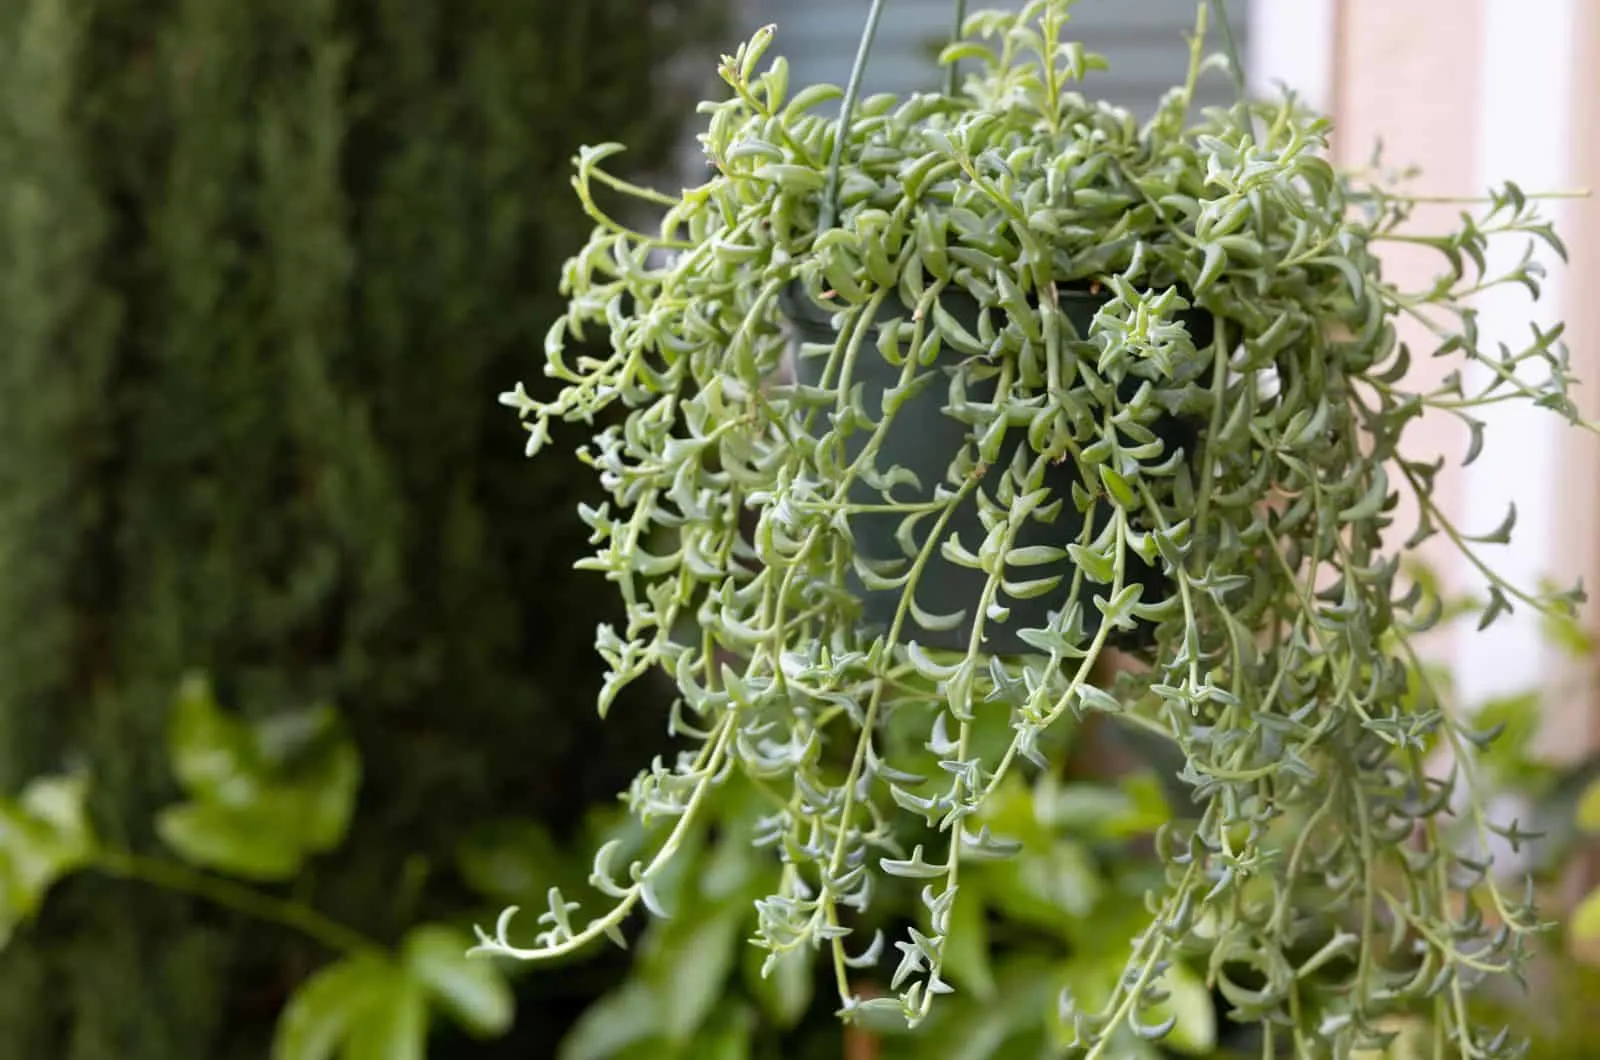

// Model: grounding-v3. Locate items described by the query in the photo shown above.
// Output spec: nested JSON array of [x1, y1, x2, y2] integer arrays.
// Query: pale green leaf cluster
[[273, 924, 515, 1060], [0, 772, 94, 947], [157, 673, 361, 881]]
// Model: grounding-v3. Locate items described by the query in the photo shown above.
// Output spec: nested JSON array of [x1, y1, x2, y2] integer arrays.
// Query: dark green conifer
[[0, 1, 723, 1054]]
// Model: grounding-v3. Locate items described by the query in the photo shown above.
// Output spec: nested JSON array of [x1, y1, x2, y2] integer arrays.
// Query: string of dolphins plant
[[483, 0, 1594, 1055]]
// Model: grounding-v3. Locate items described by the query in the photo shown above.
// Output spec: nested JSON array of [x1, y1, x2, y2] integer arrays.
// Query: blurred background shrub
[[0, 0, 723, 1055]]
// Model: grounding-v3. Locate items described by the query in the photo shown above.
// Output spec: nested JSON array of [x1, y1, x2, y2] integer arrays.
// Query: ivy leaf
[[0, 773, 96, 947], [1110, 772, 1174, 837], [254, 704, 345, 766], [935, 955, 1058, 1060], [155, 800, 305, 881], [743, 943, 813, 1028], [1571, 886, 1600, 942], [295, 741, 362, 853], [695, 1001, 757, 1060], [942, 884, 997, 1001], [558, 980, 661, 1060], [272, 956, 389, 1060], [1576, 778, 1600, 834], [1541, 608, 1596, 657], [402, 924, 515, 1039], [927, 997, 1015, 1060], [169, 673, 261, 804], [343, 965, 428, 1060], [161, 679, 363, 877], [643, 902, 743, 1042], [699, 806, 760, 900], [985, 837, 1100, 931], [15, 773, 94, 864]]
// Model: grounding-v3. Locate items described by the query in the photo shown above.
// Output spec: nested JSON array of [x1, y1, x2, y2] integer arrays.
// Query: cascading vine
[[486, 2, 1591, 1055]]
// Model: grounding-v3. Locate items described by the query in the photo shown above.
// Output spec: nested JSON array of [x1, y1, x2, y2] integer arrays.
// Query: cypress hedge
[[0, 0, 723, 1055]]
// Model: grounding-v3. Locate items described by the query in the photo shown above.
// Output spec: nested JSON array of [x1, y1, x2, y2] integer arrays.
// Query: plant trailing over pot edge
[[485, 1, 1595, 1055], [780, 276, 1215, 655]]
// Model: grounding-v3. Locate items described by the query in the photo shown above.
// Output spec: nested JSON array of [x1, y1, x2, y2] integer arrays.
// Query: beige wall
[[1332, 0, 1599, 762], [1333, 0, 1480, 659], [1555, 0, 1600, 758]]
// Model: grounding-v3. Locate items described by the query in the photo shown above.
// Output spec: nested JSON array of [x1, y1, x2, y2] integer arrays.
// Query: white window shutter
[[743, 0, 1250, 115]]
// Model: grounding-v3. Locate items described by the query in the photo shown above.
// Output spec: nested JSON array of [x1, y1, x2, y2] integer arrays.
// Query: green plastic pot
[[782, 280, 1214, 656]]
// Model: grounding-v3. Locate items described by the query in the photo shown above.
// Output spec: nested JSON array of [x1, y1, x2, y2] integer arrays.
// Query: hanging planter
[[486, 1, 1593, 1055], [780, 277, 1214, 653]]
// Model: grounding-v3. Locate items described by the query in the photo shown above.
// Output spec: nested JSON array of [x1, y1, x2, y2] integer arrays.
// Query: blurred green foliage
[[0, 680, 522, 1059], [0, 0, 723, 1055], [155, 675, 361, 882]]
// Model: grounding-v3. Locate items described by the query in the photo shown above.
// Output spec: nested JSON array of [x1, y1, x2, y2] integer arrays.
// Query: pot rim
[[776, 276, 1214, 335]]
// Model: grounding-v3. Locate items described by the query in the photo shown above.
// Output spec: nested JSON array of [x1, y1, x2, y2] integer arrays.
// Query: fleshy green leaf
[[155, 801, 305, 880], [1066, 542, 1115, 584], [1470, 692, 1542, 785], [402, 924, 515, 1039], [1147, 962, 1216, 1054], [1098, 466, 1136, 508]]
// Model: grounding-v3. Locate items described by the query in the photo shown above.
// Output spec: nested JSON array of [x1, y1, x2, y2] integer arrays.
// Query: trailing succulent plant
[[486, 0, 1590, 1055]]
